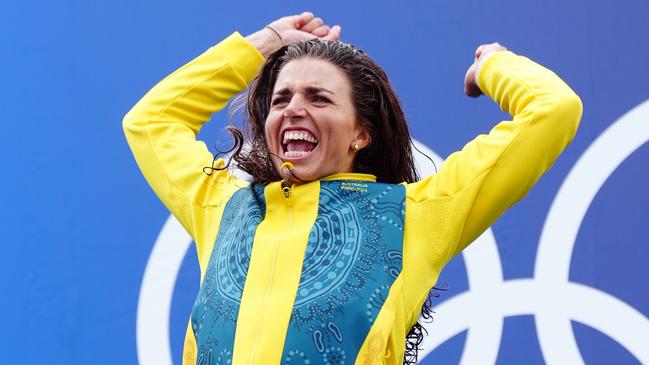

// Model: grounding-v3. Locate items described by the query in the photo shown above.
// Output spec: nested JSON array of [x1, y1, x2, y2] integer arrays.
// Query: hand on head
[[464, 42, 508, 97], [269, 12, 342, 43], [247, 12, 342, 57]]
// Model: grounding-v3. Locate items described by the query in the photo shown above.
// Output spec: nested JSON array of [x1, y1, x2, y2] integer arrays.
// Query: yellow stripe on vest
[[232, 180, 320, 364]]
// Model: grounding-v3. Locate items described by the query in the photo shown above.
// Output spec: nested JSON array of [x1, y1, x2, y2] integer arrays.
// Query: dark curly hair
[[222, 38, 419, 185]]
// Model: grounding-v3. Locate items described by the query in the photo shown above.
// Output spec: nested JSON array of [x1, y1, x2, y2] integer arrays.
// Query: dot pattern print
[[191, 185, 266, 363], [281, 181, 405, 365]]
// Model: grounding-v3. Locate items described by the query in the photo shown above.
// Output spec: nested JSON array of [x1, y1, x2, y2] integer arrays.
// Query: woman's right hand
[[246, 12, 342, 57]]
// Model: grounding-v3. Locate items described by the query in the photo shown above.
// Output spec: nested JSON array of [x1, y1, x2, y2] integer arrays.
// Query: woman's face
[[265, 57, 370, 183]]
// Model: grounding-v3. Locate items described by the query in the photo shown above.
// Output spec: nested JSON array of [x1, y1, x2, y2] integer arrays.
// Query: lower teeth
[[284, 150, 309, 158]]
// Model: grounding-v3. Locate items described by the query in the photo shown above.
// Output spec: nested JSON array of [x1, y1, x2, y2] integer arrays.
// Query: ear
[[352, 124, 372, 151]]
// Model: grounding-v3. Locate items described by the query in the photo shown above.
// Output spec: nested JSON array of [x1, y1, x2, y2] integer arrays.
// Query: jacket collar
[[319, 172, 377, 182]]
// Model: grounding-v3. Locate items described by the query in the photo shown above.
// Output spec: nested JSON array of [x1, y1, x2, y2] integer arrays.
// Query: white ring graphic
[[534, 99, 649, 364], [419, 99, 649, 364], [136, 215, 192, 365]]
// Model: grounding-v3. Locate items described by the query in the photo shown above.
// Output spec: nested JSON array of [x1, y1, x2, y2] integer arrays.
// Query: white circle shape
[[418, 99, 649, 364], [136, 215, 192, 365], [535, 99, 649, 364]]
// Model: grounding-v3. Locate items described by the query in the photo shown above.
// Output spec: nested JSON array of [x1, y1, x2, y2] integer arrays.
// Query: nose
[[284, 94, 307, 119]]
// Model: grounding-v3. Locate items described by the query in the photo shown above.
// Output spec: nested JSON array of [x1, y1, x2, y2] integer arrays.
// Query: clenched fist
[[464, 42, 507, 97], [246, 12, 342, 57]]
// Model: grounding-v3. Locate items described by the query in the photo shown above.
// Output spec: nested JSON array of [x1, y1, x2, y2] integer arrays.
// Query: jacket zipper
[[247, 183, 293, 364]]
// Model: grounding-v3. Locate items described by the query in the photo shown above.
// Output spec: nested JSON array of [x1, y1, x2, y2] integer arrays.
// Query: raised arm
[[407, 44, 583, 259], [123, 12, 341, 237], [122, 32, 264, 235]]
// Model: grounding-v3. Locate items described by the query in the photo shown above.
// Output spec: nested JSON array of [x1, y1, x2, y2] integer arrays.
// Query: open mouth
[[281, 129, 319, 159]]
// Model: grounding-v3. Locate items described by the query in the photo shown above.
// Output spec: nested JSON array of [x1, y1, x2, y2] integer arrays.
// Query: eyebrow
[[272, 86, 335, 96]]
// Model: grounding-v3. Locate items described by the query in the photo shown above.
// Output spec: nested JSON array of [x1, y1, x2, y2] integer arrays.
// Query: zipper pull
[[281, 181, 292, 199], [279, 161, 295, 199]]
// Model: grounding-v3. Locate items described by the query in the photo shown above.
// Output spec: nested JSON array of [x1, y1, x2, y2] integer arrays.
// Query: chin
[[287, 164, 319, 183], [272, 159, 320, 184], [272, 147, 318, 182]]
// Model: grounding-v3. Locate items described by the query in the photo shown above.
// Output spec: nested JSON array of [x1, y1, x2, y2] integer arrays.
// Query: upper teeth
[[283, 131, 318, 144]]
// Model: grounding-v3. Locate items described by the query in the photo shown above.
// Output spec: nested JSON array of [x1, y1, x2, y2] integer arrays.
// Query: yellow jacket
[[123, 32, 582, 364]]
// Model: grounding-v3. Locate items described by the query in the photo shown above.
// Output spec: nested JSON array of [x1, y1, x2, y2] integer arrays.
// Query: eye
[[271, 97, 289, 106], [312, 95, 331, 104]]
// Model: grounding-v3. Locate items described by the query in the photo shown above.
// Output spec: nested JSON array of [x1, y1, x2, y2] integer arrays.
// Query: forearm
[[478, 51, 582, 122], [123, 32, 264, 135], [245, 27, 283, 58]]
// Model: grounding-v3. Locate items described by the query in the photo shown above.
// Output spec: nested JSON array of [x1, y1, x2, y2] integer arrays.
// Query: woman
[[124, 12, 582, 365]]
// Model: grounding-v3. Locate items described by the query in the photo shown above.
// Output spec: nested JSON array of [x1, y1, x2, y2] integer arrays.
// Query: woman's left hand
[[464, 42, 508, 97]]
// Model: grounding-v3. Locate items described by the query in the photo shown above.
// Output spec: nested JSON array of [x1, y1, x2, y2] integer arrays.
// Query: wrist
[[245, 27, 283, 58], [474, 51, 501, 90]]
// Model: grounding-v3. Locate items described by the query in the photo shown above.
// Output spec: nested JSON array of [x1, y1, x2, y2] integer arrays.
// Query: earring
[[353, 143, 359, 152]]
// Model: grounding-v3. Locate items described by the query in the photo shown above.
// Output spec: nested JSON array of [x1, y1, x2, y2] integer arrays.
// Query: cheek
[[264, 114, 279, 144]]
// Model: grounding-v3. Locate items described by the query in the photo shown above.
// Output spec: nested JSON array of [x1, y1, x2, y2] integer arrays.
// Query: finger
[[495, 42, 507, 51], [475, 44, 487, 59], [485, 42, 507, 53], [322, 25, 341, 41], [464, 64, 482, 98], [311, 24, 330, 37], [300, 17, 324, 32], [293, 11, 315, 28]]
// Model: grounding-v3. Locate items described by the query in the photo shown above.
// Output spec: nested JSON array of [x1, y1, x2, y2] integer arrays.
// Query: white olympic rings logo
[[136, 100, 649, 365]]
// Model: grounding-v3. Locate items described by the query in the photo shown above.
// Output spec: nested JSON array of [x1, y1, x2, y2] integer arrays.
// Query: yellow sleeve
[[122, 32, 264, 262], [407, 51, 583, 258]]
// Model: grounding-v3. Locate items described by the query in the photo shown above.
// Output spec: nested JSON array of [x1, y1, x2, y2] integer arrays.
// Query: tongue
[[287, 141, 315, 152]]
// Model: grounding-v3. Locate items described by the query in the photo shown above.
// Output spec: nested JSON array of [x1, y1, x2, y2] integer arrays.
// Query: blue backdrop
[[2, 1, 648, 364]]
